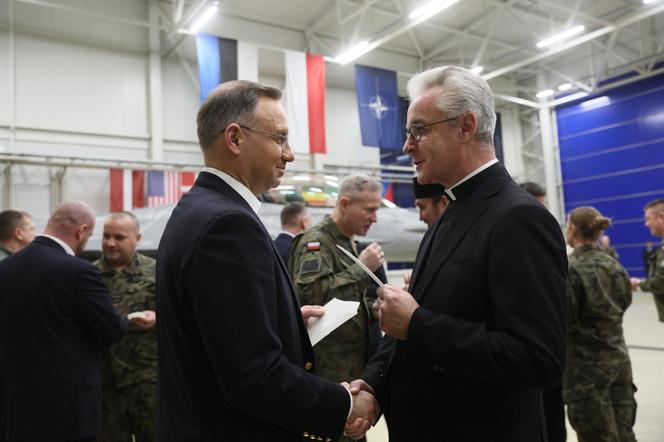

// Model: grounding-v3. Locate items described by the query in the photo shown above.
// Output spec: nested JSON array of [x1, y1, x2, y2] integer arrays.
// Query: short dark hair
[[280, 202, 307, 228], [519, 182, 546, 198], [644, 198, 664, 212], [196, 80, 282, 150], [107, 211, 140, 232], [0, 210, 30, 241]]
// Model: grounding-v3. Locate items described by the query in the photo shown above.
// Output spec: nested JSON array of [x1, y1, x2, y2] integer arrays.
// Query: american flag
[[147, 171, 195, 207]]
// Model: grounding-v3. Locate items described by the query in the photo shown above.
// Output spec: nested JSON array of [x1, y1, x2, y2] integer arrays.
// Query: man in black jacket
[[0, 201, 128, 442], [346, 66, 568, 442]]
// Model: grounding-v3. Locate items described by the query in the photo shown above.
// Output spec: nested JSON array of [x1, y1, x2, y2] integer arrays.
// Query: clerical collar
[[444, 159, 499, 201]]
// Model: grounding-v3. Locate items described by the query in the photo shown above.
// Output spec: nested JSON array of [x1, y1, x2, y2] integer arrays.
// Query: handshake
[[342, 379, 379, 440]]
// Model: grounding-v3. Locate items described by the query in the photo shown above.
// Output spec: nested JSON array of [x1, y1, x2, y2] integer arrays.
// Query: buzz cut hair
[[338, 174, 383, 201], [108, 211, 140, 232]]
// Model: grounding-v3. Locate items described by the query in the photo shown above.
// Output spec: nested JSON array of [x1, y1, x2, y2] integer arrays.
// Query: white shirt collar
[[39, 234, 75, 256], [201, 167, 262, 215], [445, 158, 499, 201]]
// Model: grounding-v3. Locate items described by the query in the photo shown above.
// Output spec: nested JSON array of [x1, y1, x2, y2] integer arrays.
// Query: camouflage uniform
[[638, 240, 664, 322], [289, 215, 372, 442], [93, 253, 157, 442], [564, 244, 637, 442], [601, 245, 620, 261], [0, 245, 11, 261]]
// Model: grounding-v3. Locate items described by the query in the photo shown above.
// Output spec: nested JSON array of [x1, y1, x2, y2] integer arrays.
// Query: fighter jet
[[84, 174, 425, 263]]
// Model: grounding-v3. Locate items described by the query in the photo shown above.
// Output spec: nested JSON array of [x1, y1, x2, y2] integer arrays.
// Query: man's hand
[[403, 271, 412, 290], [128, 310, 156, 329], [300, 305, 325, 328], [630, 277, 641, 291], [342, 381, 378, 440], [378, 285, 419, 340], [359, 242, 384, 272]]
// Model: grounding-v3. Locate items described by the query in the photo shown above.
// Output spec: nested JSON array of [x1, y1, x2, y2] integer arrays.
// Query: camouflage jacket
[[94, 253, 157, 389], [567, 244, 631, 366], [639, 239, 664, 321], [288, 215, 371, 383]]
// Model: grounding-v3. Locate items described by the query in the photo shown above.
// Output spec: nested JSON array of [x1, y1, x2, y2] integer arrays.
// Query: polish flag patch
[[306, 242, 321, 251]]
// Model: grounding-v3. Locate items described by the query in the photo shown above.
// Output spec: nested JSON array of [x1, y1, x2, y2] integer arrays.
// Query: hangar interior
[[1, 1, 664, 440]]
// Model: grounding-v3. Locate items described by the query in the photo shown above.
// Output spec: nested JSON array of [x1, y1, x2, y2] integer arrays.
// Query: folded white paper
[[127, 311, 147, 320], [307, 298, 360, 346]]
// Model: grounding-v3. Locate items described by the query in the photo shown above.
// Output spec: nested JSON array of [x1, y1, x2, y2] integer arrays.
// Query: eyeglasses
[[239, 124, 289, 149], [405, 116, 458, 142]]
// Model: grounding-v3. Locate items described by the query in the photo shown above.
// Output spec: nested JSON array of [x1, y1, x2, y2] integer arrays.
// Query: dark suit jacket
[[0, 236, 127, 441], [274, 232, 294, 265], [364, 164, 568, 442], [156, 172, 349, 442]]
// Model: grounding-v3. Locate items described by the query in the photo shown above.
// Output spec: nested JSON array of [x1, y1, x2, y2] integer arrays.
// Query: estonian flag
[[195, 34, 258, 103]]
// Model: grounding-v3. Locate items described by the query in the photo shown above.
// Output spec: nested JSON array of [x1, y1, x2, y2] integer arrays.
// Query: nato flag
[[354, 65, 402, 150]]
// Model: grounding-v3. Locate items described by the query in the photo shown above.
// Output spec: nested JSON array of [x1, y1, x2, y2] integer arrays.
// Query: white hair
[[407, 66, 496, 144]]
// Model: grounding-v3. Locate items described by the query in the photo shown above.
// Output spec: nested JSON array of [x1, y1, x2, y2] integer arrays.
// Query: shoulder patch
[[306, 241, 321, 251], [299, 257, 321, 275]]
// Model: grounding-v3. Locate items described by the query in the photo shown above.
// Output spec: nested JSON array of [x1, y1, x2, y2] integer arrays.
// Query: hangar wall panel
[[0, 31, 9, 126], [15, 33, 148, 137], [557, 74, 664, 277]]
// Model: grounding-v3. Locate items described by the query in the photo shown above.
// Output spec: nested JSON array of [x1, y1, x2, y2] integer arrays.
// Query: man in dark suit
[[0, 201, 128, 442], [274, 201, 311, 264], [156, 80, 376, 442], [345, 66, 568, 441]]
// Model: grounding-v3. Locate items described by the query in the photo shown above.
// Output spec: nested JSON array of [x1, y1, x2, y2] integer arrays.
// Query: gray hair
[[197, 80, 282, 150], [407, 66, 496, 144], [338, 174, 382, 202]]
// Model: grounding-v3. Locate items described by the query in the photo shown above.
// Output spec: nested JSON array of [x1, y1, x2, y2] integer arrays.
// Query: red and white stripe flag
[[284, 51, 327, 154], [110, 169, 145, 212]]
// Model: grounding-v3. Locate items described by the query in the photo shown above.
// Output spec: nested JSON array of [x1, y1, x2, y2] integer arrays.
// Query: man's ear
[[458, 112, 478, 142], [224, 124, 242, 155]]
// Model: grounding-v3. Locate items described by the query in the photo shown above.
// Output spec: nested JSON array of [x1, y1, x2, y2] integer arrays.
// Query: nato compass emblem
[[367, 95, 391, 120]]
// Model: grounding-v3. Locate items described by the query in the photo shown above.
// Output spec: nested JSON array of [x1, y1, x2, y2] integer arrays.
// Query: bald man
[[0, 201, 128, 442]]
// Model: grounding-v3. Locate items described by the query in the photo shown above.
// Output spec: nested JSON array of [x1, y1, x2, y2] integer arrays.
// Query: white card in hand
[[127, 311, 146, 320], [307, 298, 359, 346]]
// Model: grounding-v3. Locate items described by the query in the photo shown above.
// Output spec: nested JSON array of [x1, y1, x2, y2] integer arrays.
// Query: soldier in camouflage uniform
[[94, 212, 157, 442], [631, 199, 664, 322], [289, 175, 384, 442], [565, 206, 637, 442]]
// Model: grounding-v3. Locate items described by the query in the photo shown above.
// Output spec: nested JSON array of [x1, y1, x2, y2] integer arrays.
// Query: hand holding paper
[[307, 298, 359, 346]]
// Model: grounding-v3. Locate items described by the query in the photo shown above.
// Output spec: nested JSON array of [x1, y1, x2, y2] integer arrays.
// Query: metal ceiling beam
[[12, 0, 168, 31], [483, 2, 664, 81]]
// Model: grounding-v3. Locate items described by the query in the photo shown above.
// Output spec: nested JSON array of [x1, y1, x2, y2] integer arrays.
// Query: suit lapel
[[410, 165, 512, 304], [409, 220, 439, 291], [412, 197, 488, 303]]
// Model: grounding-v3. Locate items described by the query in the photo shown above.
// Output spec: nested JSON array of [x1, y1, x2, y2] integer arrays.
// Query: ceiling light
[[536, 25, 585, 48], [292, 176, 311, 181], [333, 40, 371, 65], [470, 66, 484, 74], [408, 0, 459, 23], [558, 83, 573, 91], [643, 0, 659, 4], [190, 4, 218, 33], [536, 89, 554, 99]]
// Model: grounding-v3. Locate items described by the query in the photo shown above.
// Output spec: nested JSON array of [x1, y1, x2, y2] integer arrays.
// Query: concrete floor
[[366, 292, 664, 442]]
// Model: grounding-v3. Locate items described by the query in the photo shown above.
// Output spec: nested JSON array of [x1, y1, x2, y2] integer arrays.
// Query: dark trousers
[[543, 383, 566, 442]]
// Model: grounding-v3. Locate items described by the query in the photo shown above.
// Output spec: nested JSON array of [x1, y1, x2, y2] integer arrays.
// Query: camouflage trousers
[[97, 381, 157, 442], [564, 361, 637, 442]]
